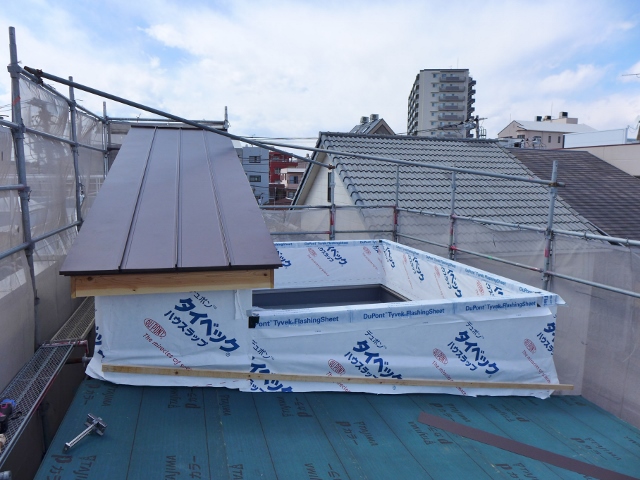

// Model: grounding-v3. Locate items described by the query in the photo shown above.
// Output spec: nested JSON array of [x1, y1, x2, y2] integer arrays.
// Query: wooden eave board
[[35, 379, 640, 479], [70, 269, 274, 298], [60, 126, 281, 276]]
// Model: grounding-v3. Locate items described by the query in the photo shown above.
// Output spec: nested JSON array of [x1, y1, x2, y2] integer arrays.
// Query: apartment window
[[289, 175, 299, 184], [548, 136, 551, 143], [431, 112, 435, 116], [248, 156, 261, 163], [558, 136, 561, 143], [433, 74, 437, 78], [517, 134, 525, 139], [286, 191, 296, 199], [249, 175, 261, 182], [275, 168, 281, 174]]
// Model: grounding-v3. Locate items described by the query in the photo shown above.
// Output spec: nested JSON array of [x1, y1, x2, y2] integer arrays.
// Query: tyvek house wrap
[[88, 240, 563, 398]]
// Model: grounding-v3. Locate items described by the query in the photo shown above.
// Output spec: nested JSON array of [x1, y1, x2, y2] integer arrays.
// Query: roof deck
[[35, 379, 640, 479]]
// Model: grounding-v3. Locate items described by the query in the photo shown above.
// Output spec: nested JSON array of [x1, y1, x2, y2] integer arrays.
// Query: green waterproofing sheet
[[35, 379, 640, 479]]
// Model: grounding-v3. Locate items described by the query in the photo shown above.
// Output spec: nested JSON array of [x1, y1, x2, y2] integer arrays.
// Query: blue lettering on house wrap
[[277, 250, 292, 268], [318, 246, 348, 265], [383, 245, 396, 268], [441, 267, 462, 297], [409, 255, 424, 281]]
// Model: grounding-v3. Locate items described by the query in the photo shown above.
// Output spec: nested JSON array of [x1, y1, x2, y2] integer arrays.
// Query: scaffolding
[[2, 25, 640, 473]]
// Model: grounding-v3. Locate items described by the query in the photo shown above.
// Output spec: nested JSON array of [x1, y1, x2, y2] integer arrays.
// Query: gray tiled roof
[[510, 148, 640, 240], [312, 133, 597, 233], [349, 118, 394, 135]]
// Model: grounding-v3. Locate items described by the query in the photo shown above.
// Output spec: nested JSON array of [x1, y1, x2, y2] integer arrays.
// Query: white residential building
[[280, 166, 306, 199], [407, 68, 476, 138], [497, 112, 596, 149], [237, 146, 270, 204]]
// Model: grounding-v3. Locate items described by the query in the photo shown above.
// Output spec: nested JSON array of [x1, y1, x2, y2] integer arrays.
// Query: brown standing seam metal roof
[[509, 148, 640, 240], [61, 126, 281, 275]]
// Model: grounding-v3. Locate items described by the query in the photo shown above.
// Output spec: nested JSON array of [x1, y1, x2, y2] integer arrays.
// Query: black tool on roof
[[0, 400, 16, 434]]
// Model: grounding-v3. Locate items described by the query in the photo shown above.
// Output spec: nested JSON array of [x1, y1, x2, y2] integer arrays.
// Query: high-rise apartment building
[[407, 69, 476, 138]]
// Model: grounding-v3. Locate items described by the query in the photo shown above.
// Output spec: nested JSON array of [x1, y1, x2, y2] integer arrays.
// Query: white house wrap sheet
[[87, 240, 563, 398]]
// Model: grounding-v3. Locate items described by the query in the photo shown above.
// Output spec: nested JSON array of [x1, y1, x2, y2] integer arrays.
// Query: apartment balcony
[[442, 131, 462, 138], [439, 85, 465, 92], [438, 104, 465, 111], [440, 75, 465, 82], [438, 113, 465, 121], [439, 94, 464, 102]]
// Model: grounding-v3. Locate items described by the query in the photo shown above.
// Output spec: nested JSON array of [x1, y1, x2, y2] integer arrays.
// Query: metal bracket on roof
[[248, 315, 260, 329], [6, 64, 21, 75], [21, 66, 43, 84]]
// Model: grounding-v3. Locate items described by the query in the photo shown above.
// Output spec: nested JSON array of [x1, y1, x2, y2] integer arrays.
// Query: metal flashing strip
[[418, 411, 639, 480]]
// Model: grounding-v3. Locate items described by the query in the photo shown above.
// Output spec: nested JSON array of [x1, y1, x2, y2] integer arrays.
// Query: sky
[[1, 0, 640, 147]]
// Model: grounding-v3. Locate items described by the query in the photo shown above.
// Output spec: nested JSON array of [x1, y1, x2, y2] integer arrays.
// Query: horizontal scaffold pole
[[23, 66, 331, 170]]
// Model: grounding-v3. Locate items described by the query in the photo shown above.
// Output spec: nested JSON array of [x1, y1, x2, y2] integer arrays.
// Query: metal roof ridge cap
[[174, 129, 183, 268], [119, 127, 158, 270], [203, 129, 233, 266]]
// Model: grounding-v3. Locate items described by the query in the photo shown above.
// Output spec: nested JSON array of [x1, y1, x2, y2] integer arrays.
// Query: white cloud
[[539, 65, 606, 93], [621, 60, 640, 82]]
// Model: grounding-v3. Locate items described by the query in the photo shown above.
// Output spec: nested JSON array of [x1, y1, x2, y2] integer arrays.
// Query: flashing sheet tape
[[88, 240, 563, 397]]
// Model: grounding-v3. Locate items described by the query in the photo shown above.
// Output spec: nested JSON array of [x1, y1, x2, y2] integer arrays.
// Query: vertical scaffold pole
[[68, 76, 83, 228], [102, 101, 109, 177], [448, 171, 457, 260], [393, 165, 400, 242], [329, 167, 336, 240], [8, 27, 38, 312], [542, 161, 558, 290]]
